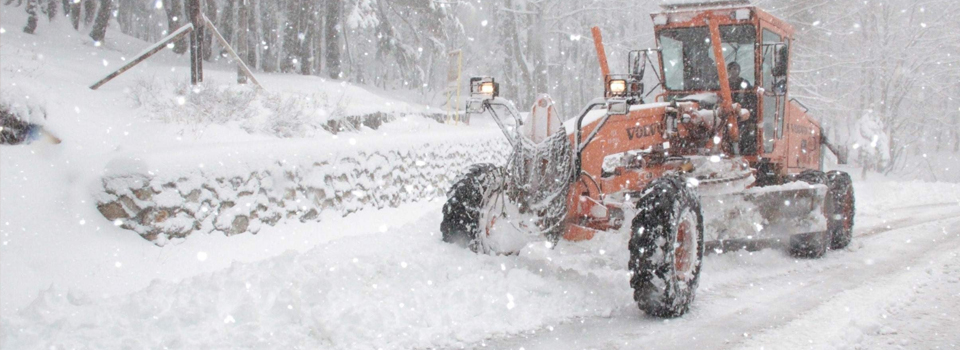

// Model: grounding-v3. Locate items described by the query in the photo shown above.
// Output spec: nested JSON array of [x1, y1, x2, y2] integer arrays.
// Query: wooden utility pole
[[188, 0, 204, 85]]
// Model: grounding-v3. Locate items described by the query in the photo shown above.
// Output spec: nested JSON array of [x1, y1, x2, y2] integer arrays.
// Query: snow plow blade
[[700, 182, 828, 252]]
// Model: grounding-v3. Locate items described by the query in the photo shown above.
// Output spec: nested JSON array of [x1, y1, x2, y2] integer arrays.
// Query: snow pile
[[0, 90, 48, 125], [0, 216, 636, 349]]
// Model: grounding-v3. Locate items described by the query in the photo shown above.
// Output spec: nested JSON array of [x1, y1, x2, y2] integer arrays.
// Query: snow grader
[[441, 0, 855, 317]]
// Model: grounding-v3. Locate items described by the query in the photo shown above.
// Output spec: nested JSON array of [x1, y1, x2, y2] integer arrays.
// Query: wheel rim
[[674, 212, 698, 282]]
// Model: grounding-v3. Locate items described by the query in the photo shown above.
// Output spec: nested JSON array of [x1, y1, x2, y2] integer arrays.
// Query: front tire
[[629, 175, 704, 318], [441, 164, 504, 252]]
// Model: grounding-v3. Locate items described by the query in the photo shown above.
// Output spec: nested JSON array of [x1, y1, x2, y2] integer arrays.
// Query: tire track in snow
[[474, 203, 960, 350]]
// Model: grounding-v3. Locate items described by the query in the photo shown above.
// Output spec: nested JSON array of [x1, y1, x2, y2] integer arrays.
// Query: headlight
[[469, 77, 498, 99], [480, 82, 495, 94], [609, 79, 627, 94]]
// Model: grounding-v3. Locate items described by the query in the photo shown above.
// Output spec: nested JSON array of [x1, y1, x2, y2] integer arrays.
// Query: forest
[[6, 0, 960, 175]]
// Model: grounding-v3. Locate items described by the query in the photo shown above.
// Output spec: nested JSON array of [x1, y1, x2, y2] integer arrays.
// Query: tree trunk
[[246, 0, 258, 69], [497, 0, 516, 100], [82, 0, 95, 25], [503, 0, 534, 106], [23, 0, 38, 34], [88, 0, 111, 42], [954, 112, 959, 153], [237, 0, 248, 83], [69, 0, 80, 29], [45, 0, 57, 20], [202, 0, 216, 61], [339, 0, 355, 82], [529, 4, 548, 97], [162, 0, 187, 54], [299, 1, 316, 76], [325, 0, 342, 79], [220, 0, 234, 53], [260, 0, 278, 73], [281, 0, 303, 73], [187, 0, 202, 84]]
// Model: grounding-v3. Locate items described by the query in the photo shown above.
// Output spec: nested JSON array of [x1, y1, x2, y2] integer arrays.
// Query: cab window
[[761, 29, 782, 153]]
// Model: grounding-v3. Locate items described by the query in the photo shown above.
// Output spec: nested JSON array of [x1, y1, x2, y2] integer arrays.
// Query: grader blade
[[700, 182, 828, 252]]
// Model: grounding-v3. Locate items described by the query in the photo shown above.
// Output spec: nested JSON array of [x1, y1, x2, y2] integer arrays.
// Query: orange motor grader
[[441, 0, 855, 317]]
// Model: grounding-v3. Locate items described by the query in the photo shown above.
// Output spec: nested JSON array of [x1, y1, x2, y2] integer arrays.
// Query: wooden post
[[90, 24, 194, 90], [188, 0, 203, 84], [203, 14, 263, 89]]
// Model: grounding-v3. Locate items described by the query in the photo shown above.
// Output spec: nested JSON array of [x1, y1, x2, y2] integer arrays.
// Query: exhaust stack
[[591, 27, 610, 79]]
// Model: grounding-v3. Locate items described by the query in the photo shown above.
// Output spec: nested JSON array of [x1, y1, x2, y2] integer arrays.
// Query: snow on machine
[[441, 0, 855, 318]]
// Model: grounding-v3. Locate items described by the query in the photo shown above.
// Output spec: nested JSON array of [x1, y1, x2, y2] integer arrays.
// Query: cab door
[[759, 27, 792, 170]]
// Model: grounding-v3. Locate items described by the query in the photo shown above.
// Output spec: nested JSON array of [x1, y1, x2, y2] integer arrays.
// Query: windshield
[[659, 25, 757, 91]]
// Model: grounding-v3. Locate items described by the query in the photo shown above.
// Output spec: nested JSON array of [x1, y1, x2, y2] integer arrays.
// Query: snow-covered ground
[[4, 8, 960, 350], [483, 181, 960, 350], [3, 173, 959, 349], [0, 6, 491, 320]]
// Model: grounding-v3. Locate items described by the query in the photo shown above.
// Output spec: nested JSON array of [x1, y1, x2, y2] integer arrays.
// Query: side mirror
[[773, 44, 789, 77]]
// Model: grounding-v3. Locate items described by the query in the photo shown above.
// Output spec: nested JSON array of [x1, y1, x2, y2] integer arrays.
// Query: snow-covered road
[[3, 181, 959, 350], [480, 202, 960, 350]]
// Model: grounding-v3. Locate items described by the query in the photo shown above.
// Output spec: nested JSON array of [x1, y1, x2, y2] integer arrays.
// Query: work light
[[470, 77, 498, 98], [480, 82, 495, 94], [609, 79, 627, 94]]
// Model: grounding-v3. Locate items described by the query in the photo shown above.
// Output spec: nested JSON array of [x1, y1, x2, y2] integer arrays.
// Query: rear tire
[[826, 171, 855, 249], [791, 170, 830, 258], [629, 175, 704, 318], [441, 164, 503, 252]]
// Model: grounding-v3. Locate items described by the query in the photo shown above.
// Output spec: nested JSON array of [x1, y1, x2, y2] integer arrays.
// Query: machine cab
[[650, 0, 821, 173]]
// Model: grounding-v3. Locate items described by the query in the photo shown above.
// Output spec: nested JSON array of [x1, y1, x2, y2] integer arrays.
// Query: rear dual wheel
[[629, 175, 704, 318], [792, 171, 831, 258], [791, 170, 856, 257], [826, 171, 855, 249]]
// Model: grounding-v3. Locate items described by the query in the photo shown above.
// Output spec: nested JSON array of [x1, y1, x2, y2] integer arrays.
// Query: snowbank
[[0, 6, 508, 321], [0, 212, 635, 350]]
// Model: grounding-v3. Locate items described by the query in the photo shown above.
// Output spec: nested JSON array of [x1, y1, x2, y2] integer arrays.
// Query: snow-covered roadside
[[0, 206, 635, 349], [0, 140, 447, 316], [1, 8, 501, 319]]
